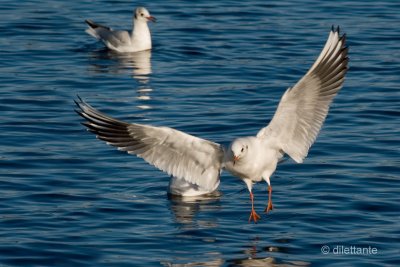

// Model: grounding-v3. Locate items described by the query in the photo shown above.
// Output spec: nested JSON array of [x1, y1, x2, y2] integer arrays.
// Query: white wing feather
[[257, 27, 349, 163], [76, 98, 224, 191]]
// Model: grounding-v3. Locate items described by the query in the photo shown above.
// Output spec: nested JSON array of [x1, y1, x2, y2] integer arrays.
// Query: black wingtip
[[331, 25, 341, 34], [85, 19, 95, 28], [341, 46, 349, 57], [85, 19, 111, 30], [75, 108, 88, 120], [74, 95, 84, 109], [340, 33, 347, 42], [82, 122, 92, 128], [74, 95, 91, 119]]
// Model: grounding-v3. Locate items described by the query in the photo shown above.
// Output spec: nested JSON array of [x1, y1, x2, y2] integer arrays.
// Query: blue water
[[1, 0, 399, 266]]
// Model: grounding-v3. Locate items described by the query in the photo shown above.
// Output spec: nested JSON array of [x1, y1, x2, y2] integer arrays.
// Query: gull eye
[[141, 13, 144, 17], [241, 147, 244, 152]]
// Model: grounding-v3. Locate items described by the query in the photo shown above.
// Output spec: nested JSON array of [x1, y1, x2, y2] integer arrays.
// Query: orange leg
[[264, 185, 274, 213], [248, 192, 261, 223]]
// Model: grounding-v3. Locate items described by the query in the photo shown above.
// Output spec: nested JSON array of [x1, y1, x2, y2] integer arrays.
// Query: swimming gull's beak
[[147, 16, 157, 22]]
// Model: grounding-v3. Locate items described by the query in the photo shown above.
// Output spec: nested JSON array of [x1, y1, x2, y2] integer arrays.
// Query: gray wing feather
[[75, 98, 224, 190], [257, 27, 349, 163], [85, 19, 131, 48]]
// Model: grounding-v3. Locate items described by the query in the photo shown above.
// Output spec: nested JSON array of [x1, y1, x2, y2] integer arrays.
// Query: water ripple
[[0, 0, 399, 266]]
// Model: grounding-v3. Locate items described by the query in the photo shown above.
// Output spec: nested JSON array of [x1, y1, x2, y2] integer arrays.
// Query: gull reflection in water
[[161, 258, 224, 267], [162, 253, 308, 267], [88, 49, 153, 110], [168, 192, 222, 228], [164, 205, 310, 267], [228, 257, 309, 267], [227, 237, 310, 267]]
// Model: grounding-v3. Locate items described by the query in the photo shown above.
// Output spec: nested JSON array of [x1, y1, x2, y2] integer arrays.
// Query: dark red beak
[[147, 16, 156, 23]]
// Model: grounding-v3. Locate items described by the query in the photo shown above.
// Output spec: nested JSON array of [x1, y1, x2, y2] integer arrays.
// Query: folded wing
[[85, 19, 131, 48], [75, 98, 224, 190], [257, 27, 349, 163]]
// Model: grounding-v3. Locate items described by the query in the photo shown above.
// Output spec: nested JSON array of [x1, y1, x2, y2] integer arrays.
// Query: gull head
[[134, 7, 156, 23], [230, 138, 249, 165]]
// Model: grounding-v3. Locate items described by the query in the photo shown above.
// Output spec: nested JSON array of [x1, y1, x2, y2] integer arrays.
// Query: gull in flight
[[76, 27, 348, 222], [85, 7, 156, 53]]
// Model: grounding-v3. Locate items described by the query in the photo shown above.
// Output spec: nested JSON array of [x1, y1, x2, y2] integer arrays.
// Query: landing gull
[[85, 7, 156, 53], [76, 27, 348, 222]]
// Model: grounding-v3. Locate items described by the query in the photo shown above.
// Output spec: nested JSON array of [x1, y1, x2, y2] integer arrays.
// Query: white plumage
[[76, 27, 348, 222], [85, 7, 156, 53]]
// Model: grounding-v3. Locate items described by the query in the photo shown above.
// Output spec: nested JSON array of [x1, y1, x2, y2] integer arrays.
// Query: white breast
[[225, 138, 279, 181]]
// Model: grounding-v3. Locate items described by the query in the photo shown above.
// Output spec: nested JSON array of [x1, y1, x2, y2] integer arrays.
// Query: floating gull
[[76, 27, 348, 222], [85, 7, 156, 53]]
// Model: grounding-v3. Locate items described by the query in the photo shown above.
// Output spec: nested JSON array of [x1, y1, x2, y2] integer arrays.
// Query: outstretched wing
[[75, 97, 224, 190], [257, 27, 349, 163]]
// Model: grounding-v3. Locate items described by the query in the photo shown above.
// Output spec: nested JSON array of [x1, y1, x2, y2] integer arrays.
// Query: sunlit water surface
[[0, 0, 399, 266]]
